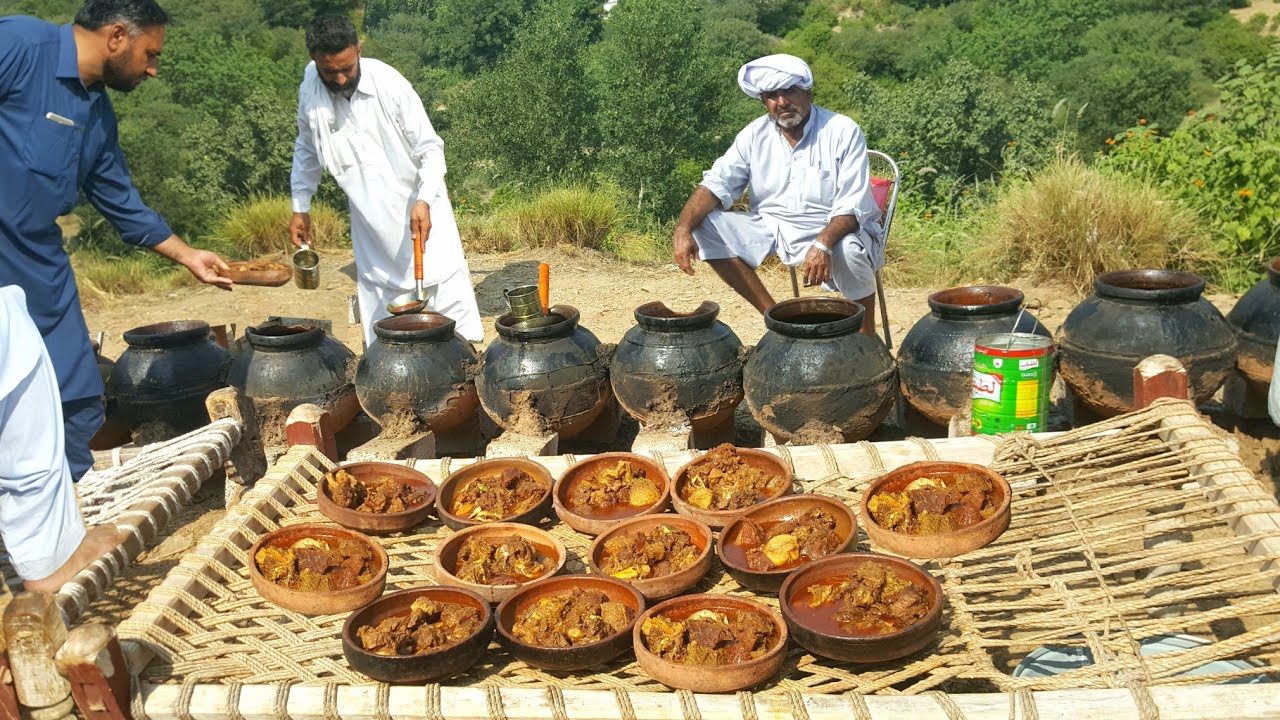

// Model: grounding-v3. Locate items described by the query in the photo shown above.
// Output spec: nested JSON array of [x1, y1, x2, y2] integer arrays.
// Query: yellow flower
[[1138, 118, 1148, 125], [1126, 131, 1135, 138], [1203, 150, 1213, 156], [1239, 189, 1253, 198], [1006, 140, 1017, 147], [1187, 110, 1197, 116], [1105, 137, 1116, 145], [924, 213, 934, 219], [1193, 179, 1204, 188]]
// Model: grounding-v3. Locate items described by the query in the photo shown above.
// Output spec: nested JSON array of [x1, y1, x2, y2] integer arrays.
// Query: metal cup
[[292, 243, 320, 290], [503, 284, 543, 320]]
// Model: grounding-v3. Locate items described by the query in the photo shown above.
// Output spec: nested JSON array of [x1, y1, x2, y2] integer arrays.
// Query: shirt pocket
[[27, 114, 79, 181], [799, 164, 836, 208]]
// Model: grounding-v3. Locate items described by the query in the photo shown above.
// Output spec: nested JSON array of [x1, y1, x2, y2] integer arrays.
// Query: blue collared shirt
[[0, 16, 173, 402]]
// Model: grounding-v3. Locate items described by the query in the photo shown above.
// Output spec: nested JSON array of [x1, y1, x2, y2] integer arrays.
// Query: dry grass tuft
[[208, 196, 348, 258], [460, 185, 666, 258], [977, 156, 1210, 293]]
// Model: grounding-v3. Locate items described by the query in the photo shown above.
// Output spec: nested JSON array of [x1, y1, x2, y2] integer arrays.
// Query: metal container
[[292, 243, 319, 290], [971, 333, 1054, 435], [503, 284, 542, 321]]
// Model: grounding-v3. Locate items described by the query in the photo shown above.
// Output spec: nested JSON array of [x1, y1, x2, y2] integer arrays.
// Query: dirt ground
[[78, 247, 1278, 613]]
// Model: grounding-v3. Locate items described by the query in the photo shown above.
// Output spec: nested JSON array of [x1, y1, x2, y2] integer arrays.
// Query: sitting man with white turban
[[672, 54, 884, 336]]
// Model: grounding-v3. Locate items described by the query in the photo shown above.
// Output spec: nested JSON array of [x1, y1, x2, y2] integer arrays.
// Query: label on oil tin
[[972, 333, 1054, 435]]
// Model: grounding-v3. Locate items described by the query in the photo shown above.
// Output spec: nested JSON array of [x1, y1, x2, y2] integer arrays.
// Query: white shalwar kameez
[[0, 285, 84, 581], [695, 104, 884, 300], [291, 58, 482, 347], [1269, 338, 1279, 426]]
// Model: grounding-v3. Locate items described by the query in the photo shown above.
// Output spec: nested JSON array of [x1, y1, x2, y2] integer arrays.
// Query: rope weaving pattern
[[117, 401, 1280, 716]]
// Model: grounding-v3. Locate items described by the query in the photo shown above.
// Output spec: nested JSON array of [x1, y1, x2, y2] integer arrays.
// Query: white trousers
[[692, 209, 881, 299], [1269, 339, 1279, 426], [357, 262, 484, 348], [0, 297, 83, 581]]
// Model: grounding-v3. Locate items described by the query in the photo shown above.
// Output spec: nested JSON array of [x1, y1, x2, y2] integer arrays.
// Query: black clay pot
[[744, 298, 898, 443], [106, 320, 231, 443], [1226, 257, 1280, 387], [477, 305, 610, 439], [1058, 269, 1237, 416], [610, 301, 743, 430], [228, 323, 356, 443], [898, 286, 1051, 425], [356, 313, 480, 434]]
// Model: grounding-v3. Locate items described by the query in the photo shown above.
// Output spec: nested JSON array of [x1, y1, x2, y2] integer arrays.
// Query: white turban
[[737, 54, 813, 99]]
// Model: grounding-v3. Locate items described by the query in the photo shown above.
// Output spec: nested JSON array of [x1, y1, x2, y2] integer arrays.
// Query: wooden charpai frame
[[118, 400, 1280, 719]]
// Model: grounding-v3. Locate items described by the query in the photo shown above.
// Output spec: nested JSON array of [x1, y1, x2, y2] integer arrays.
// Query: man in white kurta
[[0, 285, 117, 591], [289, 15, 482, 347], [672, 54, 884, 336]]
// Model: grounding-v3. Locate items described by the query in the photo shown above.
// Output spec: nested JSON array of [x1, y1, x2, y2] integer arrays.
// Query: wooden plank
[[136, 682, 1280, 720], [1134, 356, 1190, 409], [286, 404, 337, 461]]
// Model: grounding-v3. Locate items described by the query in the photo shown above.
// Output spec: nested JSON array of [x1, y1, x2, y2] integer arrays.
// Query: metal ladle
[[386, 231, 436, 315]]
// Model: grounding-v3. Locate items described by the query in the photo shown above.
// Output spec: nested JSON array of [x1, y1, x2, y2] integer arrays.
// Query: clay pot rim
[[1094, 269, 1205, 303], [632, 593, 789, 672], [586, 513, 714, 597], [778, 552, 944, 645], [716, 494, 859, 581], [927, 286, 1024, 318], [122, 320, 211, 348], [436, 458, 556, 529], [373, 312, 458, 342], [859, 461, 1012, 559], [244, 323, 325, 349], [247, 523, 389, 615], [554, 453, 672, 534], [340, 585, 493, 665], [431, 522, 568, 602], [494, 304, 580, 342], [764, 297, 864, 338], [669, 448, 794, 528], [1268, 256, 1280, 286], [633, 301, 720, 331], [315, 461, 438, 534], [493, 574, 646, 655]]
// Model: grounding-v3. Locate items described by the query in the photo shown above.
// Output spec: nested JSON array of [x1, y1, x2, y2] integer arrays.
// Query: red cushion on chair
[[871, 176, 893, 213]]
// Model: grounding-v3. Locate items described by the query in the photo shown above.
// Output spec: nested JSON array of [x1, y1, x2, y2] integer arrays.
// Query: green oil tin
[[972, 332, 1054, 435]]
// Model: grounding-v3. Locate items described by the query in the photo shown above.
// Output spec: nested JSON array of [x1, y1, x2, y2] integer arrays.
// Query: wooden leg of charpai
[[55, 624, 132, 720], [875, 270, 891, 349], [0, 591, 19, 720], [2, 593, 73, 720]]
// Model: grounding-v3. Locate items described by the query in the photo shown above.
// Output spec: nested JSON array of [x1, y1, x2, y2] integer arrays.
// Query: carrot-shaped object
[[538, 262, 550, 314]]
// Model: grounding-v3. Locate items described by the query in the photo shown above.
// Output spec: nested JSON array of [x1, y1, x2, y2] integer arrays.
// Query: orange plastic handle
[[413, 232, 424, 282], [538, 262, 550, 313]]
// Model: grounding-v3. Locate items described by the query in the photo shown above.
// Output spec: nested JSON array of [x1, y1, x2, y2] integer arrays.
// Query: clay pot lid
[[373, 312, 458, 342], [554, 453, 672, 536], [586, 514, 713, 601], [494, 574, 645, 671], [244, 323, 325, 349], [927, 286, 1024, 317], [1094, 269, 1206, 304], [717, 494, 858, 592], [247, 523, 388, 616], [432, 522, 567, 604], [340, 586, 495, 683], [860, 461, 1012, 559], [633, 301, 720, 331], [315, 462, 437, 535], [778, 552, 943, 663], [764, 297, 863, 338], [436, 458, 555, 530], [122, 320, 211, 348]]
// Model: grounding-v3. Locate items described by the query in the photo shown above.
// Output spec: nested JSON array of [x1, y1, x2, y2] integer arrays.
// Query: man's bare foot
[[23, 525, 123, 593]]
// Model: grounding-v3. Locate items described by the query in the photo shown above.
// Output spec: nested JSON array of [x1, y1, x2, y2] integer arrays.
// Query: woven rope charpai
[[120, 401, 1280, 697], [0, 418, 240, 621]]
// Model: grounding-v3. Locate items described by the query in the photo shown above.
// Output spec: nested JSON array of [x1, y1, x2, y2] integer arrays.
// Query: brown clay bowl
[[248, 523, 388, 615], [436, 458, 554, 530], [633, 593, 788, 693], [433, 522, 567, 604], [316, 461, 437, 535], [860, 461, 1011, 559], [587, 514, 713, 602], [779, 552, 943, 663], [495, 574, 645, 672], [341, 586, 494, 683], [669, 447, 793, 529], [553, 452, 672, 536], [717, 494, 858, 592]]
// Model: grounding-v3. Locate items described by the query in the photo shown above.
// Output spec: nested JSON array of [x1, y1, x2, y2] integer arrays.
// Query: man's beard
[[774, 108, 808, 130], [102, 53, 145, 92], [323, 65, 360, 94]]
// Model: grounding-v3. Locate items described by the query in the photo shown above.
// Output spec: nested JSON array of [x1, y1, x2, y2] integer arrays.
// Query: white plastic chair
[[789, 149, 900, 349]]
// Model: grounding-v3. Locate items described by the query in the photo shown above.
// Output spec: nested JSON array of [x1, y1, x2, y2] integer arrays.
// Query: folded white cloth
[[737, 54, 814, 99]]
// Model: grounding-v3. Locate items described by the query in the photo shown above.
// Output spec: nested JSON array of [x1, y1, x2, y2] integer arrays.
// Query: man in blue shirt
[[0, 0, 232, 482]]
